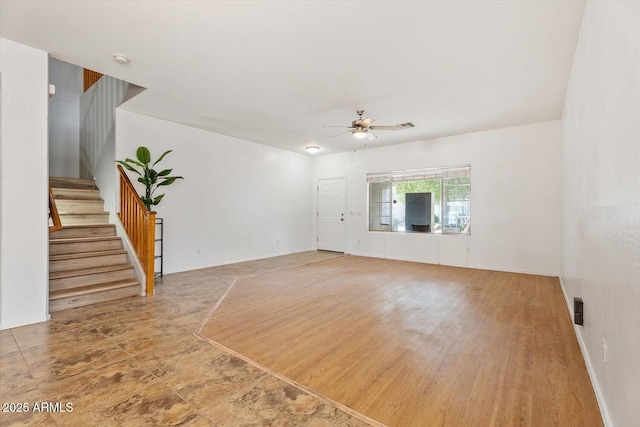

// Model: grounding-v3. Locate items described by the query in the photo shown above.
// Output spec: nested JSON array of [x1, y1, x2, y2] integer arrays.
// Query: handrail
[[83, 68, 103, 92], [49, 186, 63, 233], [117, 165, 156, 295]]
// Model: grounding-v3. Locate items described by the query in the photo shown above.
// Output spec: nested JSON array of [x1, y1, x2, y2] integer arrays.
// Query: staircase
[[49, 177, 141, 312]]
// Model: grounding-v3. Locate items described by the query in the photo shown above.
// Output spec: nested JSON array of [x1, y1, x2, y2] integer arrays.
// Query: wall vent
[[574, 297, 584, 325]]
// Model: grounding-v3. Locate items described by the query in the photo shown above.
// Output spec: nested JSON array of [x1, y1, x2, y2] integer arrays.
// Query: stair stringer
[[113, 215, 147, 296]]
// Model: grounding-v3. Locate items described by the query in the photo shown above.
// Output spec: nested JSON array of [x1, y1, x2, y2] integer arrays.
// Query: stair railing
[[49, 186, 63, 233], [117, 165, 156, 295], [83, 68, 103, 92]]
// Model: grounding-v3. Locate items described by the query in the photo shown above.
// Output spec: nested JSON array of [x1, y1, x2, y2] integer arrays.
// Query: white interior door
[[317, 178, 346, 252]]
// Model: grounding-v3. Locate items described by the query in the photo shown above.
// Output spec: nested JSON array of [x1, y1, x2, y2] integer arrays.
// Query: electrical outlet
[[602, 338, 608, 363]]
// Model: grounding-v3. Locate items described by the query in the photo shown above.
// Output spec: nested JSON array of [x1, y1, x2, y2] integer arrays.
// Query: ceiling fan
[[325, 110, 415, 141]]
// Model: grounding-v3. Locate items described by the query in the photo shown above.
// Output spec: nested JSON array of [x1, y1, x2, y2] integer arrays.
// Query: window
[[367, 166, 470, 234]]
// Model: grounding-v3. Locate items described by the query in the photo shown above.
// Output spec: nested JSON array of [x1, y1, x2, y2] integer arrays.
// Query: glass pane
[[369, 181, 392, 231], [392, 179, 441, 233], [442, 176, 470, 233]]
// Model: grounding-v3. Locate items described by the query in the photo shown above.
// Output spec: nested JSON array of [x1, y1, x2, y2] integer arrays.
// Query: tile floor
[[0, 251, 369, 426]]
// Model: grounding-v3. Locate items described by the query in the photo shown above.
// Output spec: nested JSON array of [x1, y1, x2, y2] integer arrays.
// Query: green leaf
[[116, 160, 141, 175], [152, 150, 173, 167], [157, 176, 183, 187], [138, 176, 153, 186], [140, 196, 153, 210], [119, 146, 182, 210], [136, 146, 151, 165], [125, 158, 145, 168]]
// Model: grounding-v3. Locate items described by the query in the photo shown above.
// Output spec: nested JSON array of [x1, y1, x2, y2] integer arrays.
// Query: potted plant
[[117, 146, 183, 210]]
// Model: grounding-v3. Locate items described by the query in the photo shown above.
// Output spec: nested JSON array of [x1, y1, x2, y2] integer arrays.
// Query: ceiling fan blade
[[366, 130, 378, 141], [361, 117, 375, 128], [323, 125, 351, 128], [330, 130, 352, 138], [369, 125, 403, 131]]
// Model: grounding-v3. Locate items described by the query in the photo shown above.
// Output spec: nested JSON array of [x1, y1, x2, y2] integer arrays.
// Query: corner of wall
[[0, 38, 50, 329], [558, 277, 613, 427]]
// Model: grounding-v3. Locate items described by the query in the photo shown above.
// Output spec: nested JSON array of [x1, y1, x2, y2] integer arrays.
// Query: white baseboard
[[346, 251, 558, 277], [558, 277, 612, 427], [113, 215, 147, 296]]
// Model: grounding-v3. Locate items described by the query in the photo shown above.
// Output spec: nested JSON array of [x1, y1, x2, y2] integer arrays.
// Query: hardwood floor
[[1, 251, 368, 426], [0, 252, 601, 426], [198, 256, 602, 427]]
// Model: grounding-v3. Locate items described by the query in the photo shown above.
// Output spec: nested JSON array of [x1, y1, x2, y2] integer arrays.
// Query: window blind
[[366, 165, 470, 183]]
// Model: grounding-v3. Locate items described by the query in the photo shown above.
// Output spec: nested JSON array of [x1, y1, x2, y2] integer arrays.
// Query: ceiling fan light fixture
[[306, 146, 320, 154], [353, 129, 367, 139]]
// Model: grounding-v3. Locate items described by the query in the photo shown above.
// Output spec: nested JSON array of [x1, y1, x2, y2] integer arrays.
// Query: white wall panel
[[561, 2, 640, 425], [79, 76, 134, 219], [0, 38, 49, 329], [115, 110, 313, 274], [312, 120, 562, 276], [48, 58, 81, 178]]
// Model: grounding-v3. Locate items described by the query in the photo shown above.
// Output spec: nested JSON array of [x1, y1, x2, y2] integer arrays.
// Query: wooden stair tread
[[54, 198, 105, 204], [49, 223, 116, 236], [49, 263, 134, 280], [51, 224, 115, 231], [59, 213, 109, 218], [49, 279, 140, 300], [50, 176, 97, 190], [59, 212, 109, 215], [53, 188, 101, 197], [49, 249, 127, 261], [50, 236, 121, 244], [49, 224, 116, 239], [48, 178, 142, 311], [58, 213, 110, 226]]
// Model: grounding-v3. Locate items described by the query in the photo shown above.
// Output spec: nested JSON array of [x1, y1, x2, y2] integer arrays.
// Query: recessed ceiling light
[[306, 146, 320, 154], [113, 54, 129, 65]]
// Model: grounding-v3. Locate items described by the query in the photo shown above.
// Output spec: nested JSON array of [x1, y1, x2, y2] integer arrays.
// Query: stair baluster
[[117, 165, 156, 295], [48, 186, 63, 233]]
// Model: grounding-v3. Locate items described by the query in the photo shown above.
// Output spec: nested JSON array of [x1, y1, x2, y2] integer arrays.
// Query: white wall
[[0, 38, 49, 329], [115, 110, 313, 274], [561, 2, 640, 426], [48, 58, 82, 178], [312, 120, 562, 276], [79, 76, 134, 218]]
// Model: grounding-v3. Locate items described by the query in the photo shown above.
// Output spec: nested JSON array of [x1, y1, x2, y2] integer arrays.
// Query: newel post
[[146, 210, 156, 295]]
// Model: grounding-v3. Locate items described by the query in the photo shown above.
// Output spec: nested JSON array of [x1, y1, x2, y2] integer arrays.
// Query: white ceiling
[[0, 0, 585, 155]]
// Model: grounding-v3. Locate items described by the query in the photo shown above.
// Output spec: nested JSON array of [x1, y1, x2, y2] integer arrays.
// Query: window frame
[[366, 165, 471, 235]]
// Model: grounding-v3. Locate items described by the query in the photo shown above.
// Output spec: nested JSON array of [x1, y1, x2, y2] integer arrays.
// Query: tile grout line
[[195, 332, 385, 427], [84, 296, 277, 424], [5, 252, 348, 425], [194, 253, 346, 337], [191, 252, 383, 426], [81, 315, 211, 423], [10, 329, 62, 426]]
